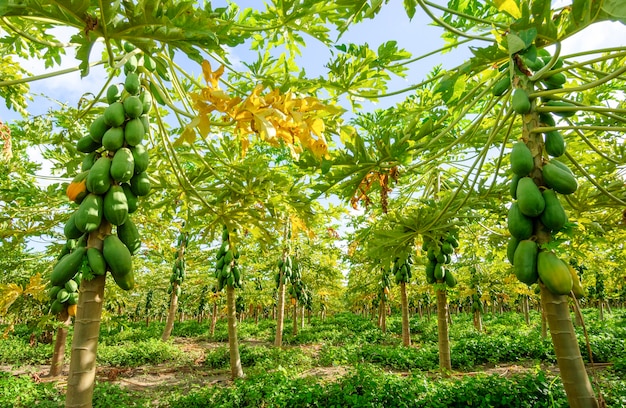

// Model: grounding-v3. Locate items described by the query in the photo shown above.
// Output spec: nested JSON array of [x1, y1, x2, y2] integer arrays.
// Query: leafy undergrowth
[[1, 308, 625, 407]]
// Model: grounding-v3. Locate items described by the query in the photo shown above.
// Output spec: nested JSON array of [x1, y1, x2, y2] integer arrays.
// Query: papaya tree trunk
[[300, 305, 305, 329], [436, 288, 451, 373], [541, 305, 548, 339], [49, 310, 71, 377], [275, 279, 285, 347], [161, 283, 179, 342], [380, 298, 387, 333], [210, 300, 218, 337], [523, 295, 530, 325], [400, 282, 411, 346], [226, 285, 243, 379], [541, 285, 598, 408], [292, 300, 298, 336], [473, 308, 483, 332]]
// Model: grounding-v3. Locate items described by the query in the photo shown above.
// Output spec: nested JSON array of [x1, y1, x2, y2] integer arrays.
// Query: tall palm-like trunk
[[161, 283, 179, 342], [379, 298, 387, 333], [49, 310, 71, 377], [473, 308, 483, 332], [436, 288, 451, 373], [400, 282, 411, 346], [292, 300, 298, 335], [66, 226, 109, 408], [541, 285, 597, 407], [275, 279, 286, 347], [226, 285, 243, 379], [210, 300, 218, 337], [523, 295, 530, 325]]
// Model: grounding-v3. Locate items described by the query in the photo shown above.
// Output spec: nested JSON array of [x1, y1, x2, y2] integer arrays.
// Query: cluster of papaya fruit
[[275, 254, 297, 288], [214, 227, 242, 291], [392, 256, 412, 285], [379, 270, 391, 301], [168, 232, 188, 297], [288, 280, 308, 306], [50, 64, 152, 307], [422, 232, 459, 288], [48, 239, 87, 316]]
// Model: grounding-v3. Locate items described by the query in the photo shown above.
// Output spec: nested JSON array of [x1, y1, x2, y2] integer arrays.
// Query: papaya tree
[[162, 226, 189, 341]]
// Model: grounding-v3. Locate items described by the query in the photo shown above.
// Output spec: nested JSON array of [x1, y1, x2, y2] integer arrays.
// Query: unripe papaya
[[539, 189, 567, 231], [538, 112, 555, 127], [123, 96, 143, 119], [87, 247, 107, 276], [537, 251, 572, 295], [76, 135, 101, 153], [510, 142, 534, 176], [544, 100, 577, 117], [106, 85, 121, 104], [64, 211, 84, 240], [86, 156, 112, 195], [512, 89, 531, 114], [507, 202, 533, 240], [121, 183, 138, 213], [506, 236, 519, 265], [130, 144, 149, 174], [81, 151, 98, 172], [51, 246, 87, 287], [89, 115, 109, 143], [510, 174, 520, 199], [49, 285, 63, 300], [103, 185, 129, 226], [65, 279, 79, 293], [444, 270, 457, 288], [110, 147, 135, 183], [434, 263, 445, 281], [130, 171, 151, 196], [104, 102, 126, 127], [125, 73, 141, 95], [425, 261, 436, 284], [542, 162, 577, 195], [74, 193, 103, 233], [124, 118, 144, 146], [112, 269, 135, 291], [50, 299, 65, 315], [513, 240, 539, 285], [492, 76, 511, 96], [117, 218, 141, 255], [568, 264, 586, 298], [102, 127, 125, 151], [516, 177, 545, 217], [139, 92, 152, 114], [103, 235, 133, 277], [544, 131, 565, 157]]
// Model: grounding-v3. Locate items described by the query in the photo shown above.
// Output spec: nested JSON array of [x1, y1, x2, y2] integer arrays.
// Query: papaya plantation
[[1, 1, 626, 407]]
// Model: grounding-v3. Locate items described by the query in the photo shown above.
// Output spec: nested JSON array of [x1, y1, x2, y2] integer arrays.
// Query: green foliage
[[97, 338, 190, 367], [0, 337, 53, 366]]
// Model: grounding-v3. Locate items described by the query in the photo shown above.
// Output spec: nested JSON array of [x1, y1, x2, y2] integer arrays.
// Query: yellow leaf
[[174, 118, 199, 146], [252, 111, 277, 140], [494, 0, 521, 19], [202, 60, 224, 88], [308, 118, 325, 136], [0, 283, 22, 315], [24, 273, 47, 302]]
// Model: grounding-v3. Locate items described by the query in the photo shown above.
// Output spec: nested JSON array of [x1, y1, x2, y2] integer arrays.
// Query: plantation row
[[1, 310, 625, 407]]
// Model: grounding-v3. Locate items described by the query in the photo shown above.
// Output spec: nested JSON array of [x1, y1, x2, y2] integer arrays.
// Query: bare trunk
[[436, 288, 451, 373], [400, 282, 411, 346], [380, 298, 387, 333], [473, 309, 483, 332], [300, 305, 305, 329], [226, 285, 244, 379], [292, 300, 298, 336], [275, 280, 285, 347], [49, 311, 71, 377], [210, 301, 218, 337], [161, 283, 179, 342], [541, 285, 598, 408], [598, 301, 604, 321], [523, 296, 530, 325]]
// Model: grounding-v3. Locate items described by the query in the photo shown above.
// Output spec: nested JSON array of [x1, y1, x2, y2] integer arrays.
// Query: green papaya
[[516, 177, 545, 217], [50, 299, 65, 315], [125, 73, 140, 95], [81, 151, 98, 172], [510, 174, 520, 199], [124, 118, 144, 146], [86, 157, 112, 194], [74, 193, 103, 233], [511, 88, 531, 114], [68, 292, 79, 305], [544, 131, 565, 157], [121, 183, 138, 213], [110, 147, 135, 183], [102, 127, 125, 151], [542, 72, 566, 88], [492, 76, 511, 96], [506, 236, 519, 265], [434, 263, 445, 281], [117, 218, 141, 255], [507, 202, 533, 240], [87, 247, 107, 276], [513, 240, 539, 285], [49, 285, 63, 300], [103, 185, 129, 226], [549, 159, 573, 175], [76, 135, 101, 153], [123, 96, 143, 119], [139, 92, 152, 114], [65, 279, 79, 293], [544, 100, 577, 117], [537, 251, 573, 295], [538, 112, 555, 127], [444, 270, 457, 288], [124, 55, 138, 74], [542, 162, 577, 195], [568, 264, 586, 298], [130, 171, 151, 196], [112, 269, 135, 291], [510, 142, 534, 176], [539, 189, 567, 232], [89, 115, 109, 143], [64, 211, 83, 240], [104, 102, 126, 127], [106, 84, 121, 104], [51, 246, 87, 286], [103, 235, 133, 277], [140, 115, 150, 136], [425, 261, 436, 284]]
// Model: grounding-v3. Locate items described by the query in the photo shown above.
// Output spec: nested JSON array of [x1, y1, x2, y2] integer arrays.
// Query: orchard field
[[1, 1, 626, 407]]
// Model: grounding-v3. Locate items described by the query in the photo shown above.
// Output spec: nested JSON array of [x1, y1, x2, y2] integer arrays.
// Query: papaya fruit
[[50, 246, 87, 287], [511, 88, 531, 114], [513, 240, 539, 285], [64, 212, 83, 240], [102, 126, 125, 151], [50, 299, 65, 315], [104, 102, 126, 127], [56, 288, 70, 303], [538, 112, 555, 127], [81, 151, 98, 172], [66, 171, 89, 203], [510, 174, 520, 199], [492, 76, 511, 97], [112, 269, 135, 291], [139, 92, 152, 114], [544, 130, 565, 157], [537, 251, 573, 295], [68, 293, 79, 306], [542, 72, 566, 88], [124, 55, 138, 74], [130, 171, 151, 196], [549, 159, 573, 175], [568, 264, 586, 298], [86, 156, 112, 195], [49, 285, 63, 300], [123, 41, 135, 53], [87, 247, 107, 276], [140, 115, 150, 136], [74, 193, 103, 233], [106, 84, 121, 104], [510, 142, 534, 176], [117, 218, 141, 255], [125, 73, 140, 95], [542, 162, 577, 195], [76, 135, 101, 153], [434, 263, 445, 281], [444, 270, 457, 288], [544, 100, 577, 117], [103, 235, 133, 277], [123, 96, 143, 119], [130, 144, 149, 174], [506, 236, 519, 265], [65, 279, 79, 293], [121, 183, 138, 213], [149, 81, 166, 106], [539, 189, 567, 232], [89, 115, 109, 143], [124, 117, 144, 146], [516, 177, 545, 217], [103, 185, 129, 226], [507, 202, 533, 240], [110, 147, 135, 183]]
